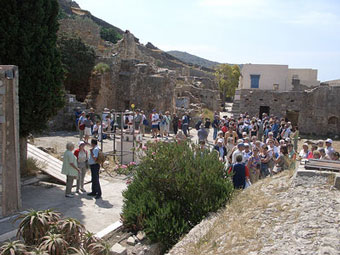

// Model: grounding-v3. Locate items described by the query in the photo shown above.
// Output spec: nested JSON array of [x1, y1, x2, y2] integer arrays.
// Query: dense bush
[[121, 141, 233, 249], [100, 27, 122, 44]]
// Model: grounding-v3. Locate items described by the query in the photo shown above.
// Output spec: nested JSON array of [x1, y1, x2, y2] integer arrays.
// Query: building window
[[250, 75, 260, 88], [273, 84, 279, 90], [328, 116, 338, 125]]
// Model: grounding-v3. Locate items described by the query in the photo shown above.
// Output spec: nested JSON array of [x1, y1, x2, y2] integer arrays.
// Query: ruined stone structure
[[232, 85, 340, 136], [0, 66, 21, 217], [48, 94, 86, 131], [86, 31, 220, 117]]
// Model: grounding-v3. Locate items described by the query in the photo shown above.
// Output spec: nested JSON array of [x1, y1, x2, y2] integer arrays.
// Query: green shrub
[[121, 141, 233, 249], [93, 63, 110, 74], [100, 27, 122, 44]]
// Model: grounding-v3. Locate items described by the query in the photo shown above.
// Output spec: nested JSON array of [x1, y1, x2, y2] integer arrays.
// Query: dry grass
[[182, 174, 291, 255], [23, 157, 47, 177]]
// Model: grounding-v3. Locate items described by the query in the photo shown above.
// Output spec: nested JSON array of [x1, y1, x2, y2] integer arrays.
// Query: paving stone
[[110, 243, 127, 255]]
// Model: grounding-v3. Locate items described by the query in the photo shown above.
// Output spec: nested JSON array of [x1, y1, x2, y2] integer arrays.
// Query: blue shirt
[[88, 146, 99, 165]]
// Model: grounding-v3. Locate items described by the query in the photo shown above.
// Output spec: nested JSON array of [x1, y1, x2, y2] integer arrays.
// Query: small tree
[[58, 36, 96, 101], [215, 64, 240, 104]]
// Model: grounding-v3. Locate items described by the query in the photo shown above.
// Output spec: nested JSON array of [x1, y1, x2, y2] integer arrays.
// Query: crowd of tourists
[[72, 107, 339, 193], [200, 112, 339, 189]]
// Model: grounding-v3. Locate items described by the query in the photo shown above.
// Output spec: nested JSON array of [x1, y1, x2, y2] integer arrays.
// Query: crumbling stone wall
[[0, 66, 21, 217], [233, 85, 340, 136], [48, 94, 86, 131]]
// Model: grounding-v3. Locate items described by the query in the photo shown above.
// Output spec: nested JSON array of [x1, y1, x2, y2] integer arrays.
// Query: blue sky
[[77, 0, 340, 81]]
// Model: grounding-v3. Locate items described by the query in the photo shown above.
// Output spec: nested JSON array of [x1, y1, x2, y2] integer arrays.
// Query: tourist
[[93, 120, 100, 139], [88, 107, 96, 131], [214, 138, 227, 162], [172, 113, 179, 135], [181, 112, 190, 137], [159, 113, 166, 138], [140, 110, 147, 136], [281, 123, 291, 139], [247, 147, 261, 184], [197, 124, 208, 143], [204, 118, 211, 136], [212, 115, 220, 140], [134, 110, 142, 131], [83, 114, 93, 143], [325, 139, 335, 158], [74, 141, 88, 193], [287, 144, 297, 170], [319, 148, 330, 160], [313, 150, 321, 159], [78, 111, 86, 141], [225, 137, 235, 163], [88, 139, 102, 199], [225, 125, 238, 145], [215, 131, 225, 145], [317, 140, 324, 151], [331, 151, 340, 161], [232, 143, 245, 164], [273, 145, 289, 173], [228, 155, 250, 189], [299, 143, 310, 159], [75, 107, 82, 125], [243, 143, 252, 164], [291, 126, 299, 152], [61, 142, 80, 198], [151, 110, 159, 138], [260, 145, 271, 178], [165, 111, 171, 137], [257, 119, 264, 141], [308, 144, 318, 159]]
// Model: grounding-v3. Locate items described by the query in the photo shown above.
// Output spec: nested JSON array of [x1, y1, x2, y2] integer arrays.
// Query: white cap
[[79, 141, 85, 146], [217, 138, 224, 144], [325, 138, 333, 144]]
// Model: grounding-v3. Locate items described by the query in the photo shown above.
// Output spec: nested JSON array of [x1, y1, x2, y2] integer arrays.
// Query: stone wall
[[48, 94, 86, 131], [233, 85, 340, 136], [0, 66, 21, 217]]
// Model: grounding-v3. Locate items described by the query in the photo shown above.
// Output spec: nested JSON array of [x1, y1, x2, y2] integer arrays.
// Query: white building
[[238, 64, 320, 91]]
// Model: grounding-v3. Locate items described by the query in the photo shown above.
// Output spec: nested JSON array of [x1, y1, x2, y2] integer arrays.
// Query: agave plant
[[26, 247, 49, 255], [0, 240, 27, 255], [87, 242, 111, 255], [58, 218, 85, 248], [67, 247, 92, 255], [39, 233, 68, 255], [16, 209, 61, 245], [82, 231, 100, 251]]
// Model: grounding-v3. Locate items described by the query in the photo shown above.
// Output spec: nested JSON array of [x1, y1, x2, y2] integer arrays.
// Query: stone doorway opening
[[286, 110, 300, 127], [259, 106, 270, 119]]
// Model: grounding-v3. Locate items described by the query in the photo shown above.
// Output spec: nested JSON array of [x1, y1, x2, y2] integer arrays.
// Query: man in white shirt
[[325, 138, 335, 159], [232, 143, 245, 164], [151, 110, 159, 138]]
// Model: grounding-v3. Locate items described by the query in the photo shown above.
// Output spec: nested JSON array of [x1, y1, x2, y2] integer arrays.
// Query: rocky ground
[[168, 171, 340, 255]]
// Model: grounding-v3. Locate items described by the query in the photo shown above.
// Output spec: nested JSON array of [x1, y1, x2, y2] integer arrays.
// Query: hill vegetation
[[167, 50, 221, 69]]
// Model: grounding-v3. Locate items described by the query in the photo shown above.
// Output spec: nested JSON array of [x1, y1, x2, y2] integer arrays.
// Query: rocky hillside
[[58, 0, 124, 35], [167, 50, 220, 69], [168, 171, 340, 255]]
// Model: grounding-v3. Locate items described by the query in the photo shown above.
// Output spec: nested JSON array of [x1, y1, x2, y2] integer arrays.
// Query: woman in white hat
[[74, 141, 88, 193]]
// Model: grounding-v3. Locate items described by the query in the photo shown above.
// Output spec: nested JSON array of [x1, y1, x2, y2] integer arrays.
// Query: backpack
[[96, 149, 106, 165]]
